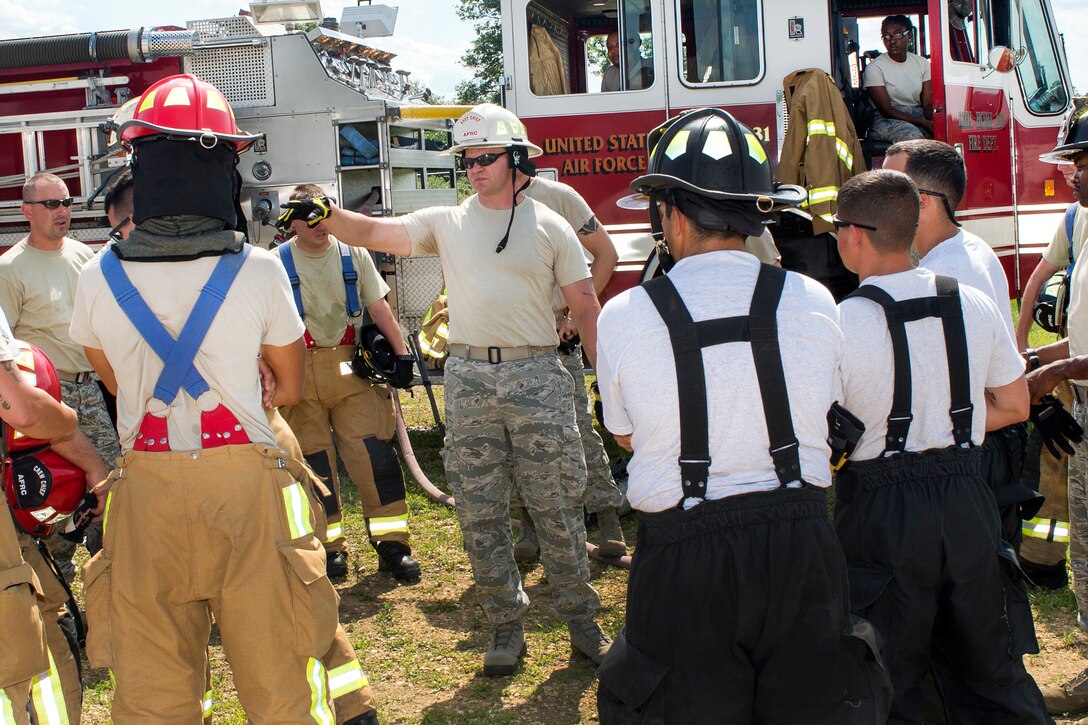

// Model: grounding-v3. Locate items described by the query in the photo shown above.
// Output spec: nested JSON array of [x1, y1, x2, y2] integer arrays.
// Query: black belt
[[57, 371, 94, 384]]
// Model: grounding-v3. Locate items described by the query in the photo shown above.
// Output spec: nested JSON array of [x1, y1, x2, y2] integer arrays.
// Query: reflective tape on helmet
[[30, 647, 69, 725], [328, 660, 369, 699], [202, 690, 214, 719], [324, 522, 345, 543], [368, 515, 409, 536], [307, 657, 335, 725], [282, 482, 315, 539], [1022, 516, 1070, 543]]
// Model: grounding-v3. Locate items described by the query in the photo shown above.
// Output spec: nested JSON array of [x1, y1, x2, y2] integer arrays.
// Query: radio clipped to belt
[[828, 402, 865, 473]]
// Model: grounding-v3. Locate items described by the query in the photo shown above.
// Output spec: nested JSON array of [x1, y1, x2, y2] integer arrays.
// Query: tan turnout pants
[[0, 509, 48, 724], [283, 346, 409, 552], [83, 444, 340, 724]]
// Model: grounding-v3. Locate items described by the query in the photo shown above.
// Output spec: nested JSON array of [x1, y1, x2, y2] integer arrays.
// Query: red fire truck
[[500, 0, 1076, 300]]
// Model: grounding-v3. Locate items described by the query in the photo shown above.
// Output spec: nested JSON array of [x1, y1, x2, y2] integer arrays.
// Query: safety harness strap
[[846, 275, 973, 453], [102, 247, 250, 403], [642, 264, 796, 508], [277, 242, 362, 320]]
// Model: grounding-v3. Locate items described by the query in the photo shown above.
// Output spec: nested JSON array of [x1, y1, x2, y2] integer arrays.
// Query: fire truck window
[[948, 0, 978, 63], [1015, 0, 1068, 115], [677, 0, 762, 85], [526, 0, 655, 96]]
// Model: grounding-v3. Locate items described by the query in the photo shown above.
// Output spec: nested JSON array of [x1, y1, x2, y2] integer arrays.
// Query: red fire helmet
[[2, 340, 87, 538], [119, 73, 262, 151]]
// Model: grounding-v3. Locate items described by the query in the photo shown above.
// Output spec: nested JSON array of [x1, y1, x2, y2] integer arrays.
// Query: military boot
[[1043, 668, 1088, 715], [568, 617, 612, 665], [326, 550, 349, 580], [513, 512, 540, 563], [483, 619, 526, 676], [342, 709, 380, 725], [376, 541, 421, 583], [595, 507, 627, 558]]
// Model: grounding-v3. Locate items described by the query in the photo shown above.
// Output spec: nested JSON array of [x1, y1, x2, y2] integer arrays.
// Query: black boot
[[326, 550, 349, 579], [375, 541, 421, 583], [342, 709, 380, 725]]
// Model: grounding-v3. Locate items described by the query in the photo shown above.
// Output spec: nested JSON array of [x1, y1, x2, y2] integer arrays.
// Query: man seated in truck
[[864, 14, 934, 142]]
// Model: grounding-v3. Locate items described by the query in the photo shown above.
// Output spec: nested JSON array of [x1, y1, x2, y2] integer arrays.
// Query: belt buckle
[[487, 346, 502, 364]]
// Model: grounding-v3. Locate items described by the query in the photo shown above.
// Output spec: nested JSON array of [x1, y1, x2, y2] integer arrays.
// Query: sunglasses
[[917, 188, 962, 226], [459, 152, 506, 170], [831, 215, 878, 232], [23, 197, 74, 209], [881, 31, 909, 41]]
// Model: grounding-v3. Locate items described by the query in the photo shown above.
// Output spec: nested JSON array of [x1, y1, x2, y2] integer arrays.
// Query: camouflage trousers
[[511, 345, 625, 513], [443, 353, 600, 625], [60, 378, 121, 464], [1070, 383, 1088, 615]]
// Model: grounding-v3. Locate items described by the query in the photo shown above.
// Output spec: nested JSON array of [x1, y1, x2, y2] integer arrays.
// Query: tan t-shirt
[[863, 52, 930, 108], [403, 196, 591, 347], [744, 228, 781, 265], [522, 177, 594, 232], [0, 237, 95, 374], [1042, 203, 1088, 267], [70, 247, 305, 452], [284, 238, 389, 347]]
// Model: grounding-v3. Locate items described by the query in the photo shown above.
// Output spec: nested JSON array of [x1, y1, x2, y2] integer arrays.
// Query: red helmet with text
[[2, 341, 86, 538]]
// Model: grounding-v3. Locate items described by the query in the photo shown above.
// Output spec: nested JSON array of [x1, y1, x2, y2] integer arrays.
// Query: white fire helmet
[[448, 103, 543, 157]]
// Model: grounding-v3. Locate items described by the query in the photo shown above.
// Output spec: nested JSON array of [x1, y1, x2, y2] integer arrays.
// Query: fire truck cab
[[501, 0, 1075, 300]]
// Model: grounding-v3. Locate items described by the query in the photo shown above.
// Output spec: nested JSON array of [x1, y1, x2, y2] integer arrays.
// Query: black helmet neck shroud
[[131, 136, 240, 229]]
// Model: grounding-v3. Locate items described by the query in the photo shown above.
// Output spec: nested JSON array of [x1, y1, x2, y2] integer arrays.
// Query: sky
[[0, 0, 1084, 98]]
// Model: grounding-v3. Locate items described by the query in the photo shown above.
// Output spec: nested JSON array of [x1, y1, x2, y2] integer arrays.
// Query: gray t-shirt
[[402, 195, 591, 348], [838, 268, 1024, 461]]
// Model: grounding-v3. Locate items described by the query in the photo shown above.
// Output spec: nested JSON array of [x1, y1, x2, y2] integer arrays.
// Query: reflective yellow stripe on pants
[[368, 514, 409, 537], [0, 688, 16, 724], [328, 660, 369, 699], [306, 658, 334, 725], [283, 482, 315, 539], [1022, 516, 1071, 543], [30, 648, 69, 725]]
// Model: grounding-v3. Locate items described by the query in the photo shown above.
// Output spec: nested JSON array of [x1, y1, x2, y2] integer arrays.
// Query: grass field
[[70, 303, 1088, 723]]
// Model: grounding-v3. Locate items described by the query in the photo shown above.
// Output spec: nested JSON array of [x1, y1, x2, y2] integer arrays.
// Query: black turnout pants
[[598, 487, 881, 724], [835, 447, 1051, 725]]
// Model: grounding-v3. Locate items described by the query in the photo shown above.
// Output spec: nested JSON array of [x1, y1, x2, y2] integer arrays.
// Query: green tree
[[454, 0, 501, 104]]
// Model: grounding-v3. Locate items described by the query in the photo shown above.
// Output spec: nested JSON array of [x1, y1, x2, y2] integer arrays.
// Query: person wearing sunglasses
[[0, 174, 119, 578], [277, 103, 609, 677], [863, 14, 934, 142], [834, 169, 1048, 722], [883, 140, 1043, 555]]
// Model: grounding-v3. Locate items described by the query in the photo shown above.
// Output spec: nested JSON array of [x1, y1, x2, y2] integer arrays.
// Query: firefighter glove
[[1031, 394, 1084, 458], [276, 196, 333, 231], [388, 354, 416, 389]]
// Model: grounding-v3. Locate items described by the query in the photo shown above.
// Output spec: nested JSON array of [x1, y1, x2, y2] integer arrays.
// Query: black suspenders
[[845, 275, 974, 454], [642, 264, 801, 509]]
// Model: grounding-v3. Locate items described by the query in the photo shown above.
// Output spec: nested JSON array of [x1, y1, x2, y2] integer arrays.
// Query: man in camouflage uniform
[[278, 103, 610, 676], [0, 173, 118, 575]]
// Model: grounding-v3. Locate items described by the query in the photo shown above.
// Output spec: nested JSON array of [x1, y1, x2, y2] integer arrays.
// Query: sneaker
[[568, 617, 612, 665], [326, 550, 349, 580], [1043, 668, 1088, 715], [376, 541, 421, 583], [513, 515, 540, 563], [595, 507, 627, 558], [483, 619, 525, 676]]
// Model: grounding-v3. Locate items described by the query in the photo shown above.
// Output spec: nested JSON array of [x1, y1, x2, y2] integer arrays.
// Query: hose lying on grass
[[392, 389, 632, 569]]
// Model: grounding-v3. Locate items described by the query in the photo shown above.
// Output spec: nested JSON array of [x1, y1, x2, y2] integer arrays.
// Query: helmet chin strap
[[495, 147, 535, 254], [648, 190, 676, 273]]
